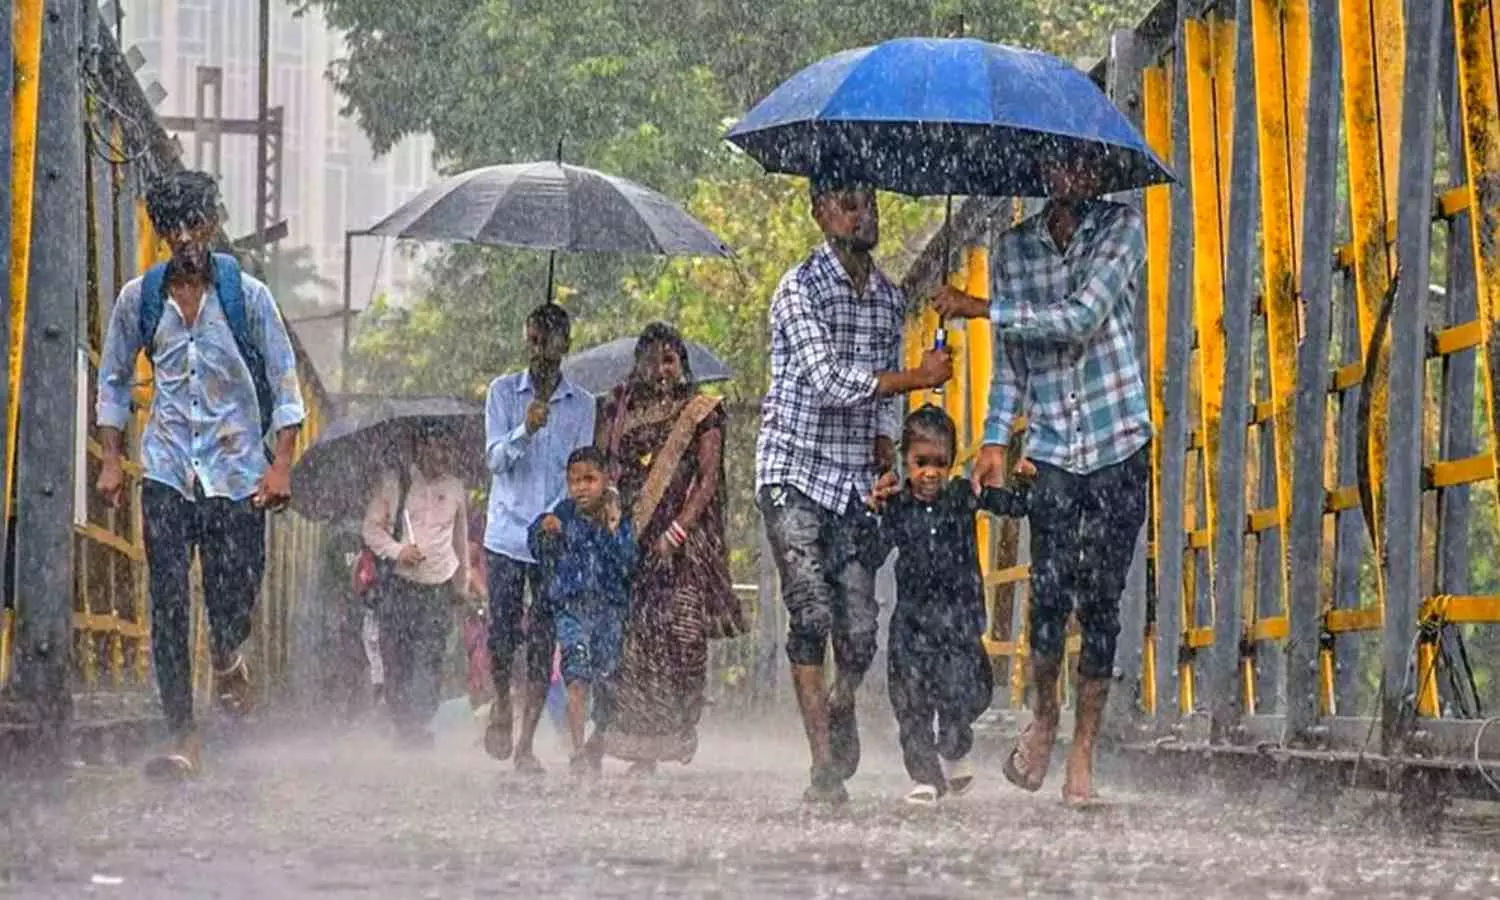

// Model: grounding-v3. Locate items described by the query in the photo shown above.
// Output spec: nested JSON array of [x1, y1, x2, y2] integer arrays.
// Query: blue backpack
[[139, 252, 275, 455]]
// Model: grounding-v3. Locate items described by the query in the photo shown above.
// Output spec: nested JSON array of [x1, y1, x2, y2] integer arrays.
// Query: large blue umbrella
[[724, 37, 1173, 198]]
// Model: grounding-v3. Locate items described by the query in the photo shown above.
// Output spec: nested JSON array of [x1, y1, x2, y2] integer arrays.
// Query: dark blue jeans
[[485, 551, 555, 689], [141, 480, 265, 734]]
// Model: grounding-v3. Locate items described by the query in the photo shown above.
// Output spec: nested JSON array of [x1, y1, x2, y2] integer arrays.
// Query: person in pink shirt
[[361, 426, 474, 748]]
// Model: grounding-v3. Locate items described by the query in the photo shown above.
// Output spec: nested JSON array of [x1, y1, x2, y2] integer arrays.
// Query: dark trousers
[[485, 551, 555, 689], [757, 486, 878, 674], [1028, 445, 1150, 679], [328, 599, 372, 715], [141, 480, 265, 734], [887, 620, 993, 791], [374, 579, 453, 733]]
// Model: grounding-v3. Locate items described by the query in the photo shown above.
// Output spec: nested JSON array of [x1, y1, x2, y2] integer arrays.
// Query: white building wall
[[119, 0, 440, 384]]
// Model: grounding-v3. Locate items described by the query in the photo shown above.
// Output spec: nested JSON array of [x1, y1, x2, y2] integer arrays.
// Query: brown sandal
[[1002, 719, 1056, 792], [143, 731, 202, 782]]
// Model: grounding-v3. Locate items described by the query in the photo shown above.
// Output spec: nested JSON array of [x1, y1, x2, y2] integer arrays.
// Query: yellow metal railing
[[899, 0, 1500, 751]]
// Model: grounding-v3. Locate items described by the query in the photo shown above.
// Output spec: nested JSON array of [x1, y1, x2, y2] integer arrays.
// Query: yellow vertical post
[[965, 248, 994, 591], [1338, 0, 1405, 613], [1415, 636, 1441, 718], [1, 0, 45, 692], [964, 248, 992, 460], [1142, 63, 1173, 718], [1210, 16, 1238, 238], [6, 0, 45, 532], [1451, 0, 1500, 646], [1250, 0, 1311, 687], [940, 259, 969, 437], [1185, 17, 1230, 594]]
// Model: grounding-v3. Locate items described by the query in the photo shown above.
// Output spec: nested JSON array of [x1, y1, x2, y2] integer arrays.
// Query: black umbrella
[[561, 336, 733, 396], [290, 395, 484, 524], [364, 155, 734, 303]]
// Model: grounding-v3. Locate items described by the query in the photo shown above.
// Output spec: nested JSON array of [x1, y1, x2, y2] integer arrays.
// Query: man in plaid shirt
[[758, 177, 952, 806], [935, 154, 1152, 807]]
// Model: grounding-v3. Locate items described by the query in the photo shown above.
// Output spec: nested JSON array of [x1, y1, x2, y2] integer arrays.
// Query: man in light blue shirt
[[481, 303, 595, 773], [94, 170, 305, 778]]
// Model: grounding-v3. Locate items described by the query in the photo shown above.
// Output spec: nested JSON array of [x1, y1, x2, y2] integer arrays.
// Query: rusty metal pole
[[1286, 0, 1343, 742], [1380, 0, 1441, 757], [1154, 0, 1199, 726], [341, 229, 355, 391], [1207, 0, 1261, 742], [12, 0, 85, 765], [253, 0, 270, 278]]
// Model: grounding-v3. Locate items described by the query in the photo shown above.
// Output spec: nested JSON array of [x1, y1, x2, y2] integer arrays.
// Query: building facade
[[119, 0, 438, 383]]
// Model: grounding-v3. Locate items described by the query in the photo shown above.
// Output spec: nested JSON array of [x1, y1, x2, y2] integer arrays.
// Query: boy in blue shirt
[[529, 447, 637, 774]]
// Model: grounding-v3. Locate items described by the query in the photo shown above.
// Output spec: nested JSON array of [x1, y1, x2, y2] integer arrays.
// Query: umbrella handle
[[931, 194, 954, 396], [545, 250, 556, 305]]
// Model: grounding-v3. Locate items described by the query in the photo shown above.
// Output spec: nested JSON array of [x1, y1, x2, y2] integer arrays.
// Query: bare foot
[[514, 752, 546, 776]]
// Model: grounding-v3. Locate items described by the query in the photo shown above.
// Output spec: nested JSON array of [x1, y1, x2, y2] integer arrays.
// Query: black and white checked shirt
[[984, 199, 1153, 475], [756, 243, 906, 514]]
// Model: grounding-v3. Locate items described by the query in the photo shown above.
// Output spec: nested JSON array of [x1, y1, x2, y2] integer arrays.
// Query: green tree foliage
[[302, 0, 1156, 582], [303, 0, 1154, 392]]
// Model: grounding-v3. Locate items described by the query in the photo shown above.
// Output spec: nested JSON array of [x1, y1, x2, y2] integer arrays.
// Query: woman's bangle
[[666, 521, 687, 547]]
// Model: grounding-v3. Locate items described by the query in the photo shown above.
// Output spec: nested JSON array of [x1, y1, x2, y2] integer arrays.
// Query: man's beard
[[831, 232, 877, 254], [169, 247, 212, 279]]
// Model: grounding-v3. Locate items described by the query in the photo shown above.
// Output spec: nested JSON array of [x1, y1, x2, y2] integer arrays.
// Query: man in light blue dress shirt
[[95, 171, 305, 778], [481, 303, 595, 773]]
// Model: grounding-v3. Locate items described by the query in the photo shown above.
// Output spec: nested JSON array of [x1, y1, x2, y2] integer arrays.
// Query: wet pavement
[[4, 707, 1500, 899]]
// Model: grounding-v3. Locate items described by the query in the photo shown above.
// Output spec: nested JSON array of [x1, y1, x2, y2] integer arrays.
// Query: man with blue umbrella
[[757, 172, 954, 807], [934, 149, 1152, 807], [731, 34, 1169, 808]]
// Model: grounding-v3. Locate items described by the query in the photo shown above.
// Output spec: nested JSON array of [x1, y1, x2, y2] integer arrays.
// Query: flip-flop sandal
[[143, 753, 197, 782], [1001, 725, 1048, 793], [214, 655, 253, 718]]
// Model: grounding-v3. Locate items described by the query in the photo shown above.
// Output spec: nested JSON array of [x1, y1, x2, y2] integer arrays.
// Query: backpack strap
[[138, 262, 170, 357]]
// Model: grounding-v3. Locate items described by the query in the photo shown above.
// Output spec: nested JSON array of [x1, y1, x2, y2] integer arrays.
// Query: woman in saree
[[597, 323, 744, 772]]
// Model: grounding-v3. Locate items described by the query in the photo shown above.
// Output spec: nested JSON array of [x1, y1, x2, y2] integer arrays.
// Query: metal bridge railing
[[901, 0, 1500, 785]]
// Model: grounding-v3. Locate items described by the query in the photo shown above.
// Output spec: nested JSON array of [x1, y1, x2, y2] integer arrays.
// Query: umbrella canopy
[[364, 161, 734, 258], [290, 395, 485, 524], [725, 37, 1173, 198], [561, 336, 733, 396]]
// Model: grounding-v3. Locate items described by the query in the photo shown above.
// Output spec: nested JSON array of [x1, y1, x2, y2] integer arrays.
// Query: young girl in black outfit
[[867, 405, 1034, 805]]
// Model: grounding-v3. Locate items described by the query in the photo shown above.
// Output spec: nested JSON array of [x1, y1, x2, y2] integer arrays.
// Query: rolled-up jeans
[[757, 485, 878, 677]]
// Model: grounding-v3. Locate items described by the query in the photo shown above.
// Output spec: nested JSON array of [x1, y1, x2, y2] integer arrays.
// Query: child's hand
[[867, 470, 900, 511], [541, 514, 562, 534], [604, 489, 622, 532], [1012, 458, 1038, 481]]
